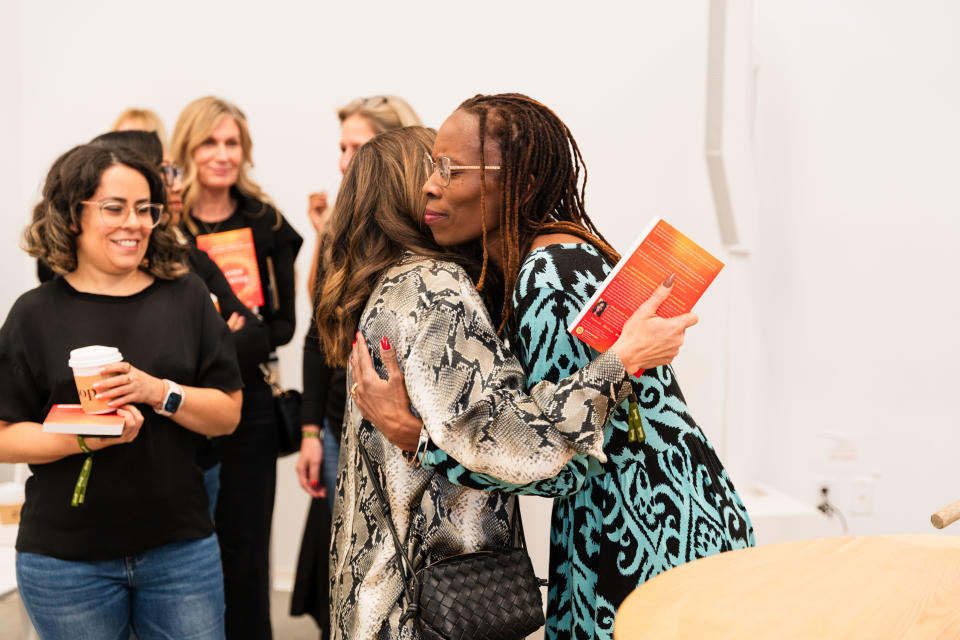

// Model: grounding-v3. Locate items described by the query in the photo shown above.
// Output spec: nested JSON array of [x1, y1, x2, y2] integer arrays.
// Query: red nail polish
[[311, 480, 318, 488], [381, 336, 391, 351]]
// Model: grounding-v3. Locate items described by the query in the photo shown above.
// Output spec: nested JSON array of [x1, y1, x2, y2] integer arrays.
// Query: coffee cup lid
[[68, 345, 123, 368]]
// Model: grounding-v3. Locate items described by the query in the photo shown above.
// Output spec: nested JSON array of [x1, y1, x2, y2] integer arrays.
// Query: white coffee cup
[[68, 346, 123, 414]]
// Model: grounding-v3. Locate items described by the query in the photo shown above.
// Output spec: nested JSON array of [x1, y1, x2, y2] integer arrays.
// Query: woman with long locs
[[351, 93, 754, 640]]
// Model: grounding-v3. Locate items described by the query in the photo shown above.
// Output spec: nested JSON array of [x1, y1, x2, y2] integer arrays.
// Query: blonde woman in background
[[290, 94, 421, 635], [171, 96, 303, 640], [112, 107, 169, 151]]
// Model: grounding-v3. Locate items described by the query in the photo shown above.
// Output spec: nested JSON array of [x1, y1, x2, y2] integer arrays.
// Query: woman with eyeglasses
[[350, 93, 753, 640], [0, 142, 243, 639], [171, 95, 302, 640]]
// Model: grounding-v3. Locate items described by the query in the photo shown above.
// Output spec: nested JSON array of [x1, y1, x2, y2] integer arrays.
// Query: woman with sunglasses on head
[[171, 95, 302, 640], [350, 93, 754, 640], [0, 142, 243, 639], [299, 95, 423, 504], [318, 124, 695, 640], [292, 94, 422, 635]]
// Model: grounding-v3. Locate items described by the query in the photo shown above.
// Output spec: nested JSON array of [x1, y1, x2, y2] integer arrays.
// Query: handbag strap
[[510, 495, 526, 549], [258, 362, 283, 396], [358, 443, 421, 625]]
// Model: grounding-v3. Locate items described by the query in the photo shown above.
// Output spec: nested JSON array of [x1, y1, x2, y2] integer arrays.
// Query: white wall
[[751, 0, 960, 534], [2, 0, 958, 589]]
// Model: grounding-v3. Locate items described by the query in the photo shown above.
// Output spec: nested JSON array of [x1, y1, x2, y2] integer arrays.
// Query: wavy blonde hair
[[170, 96, 280, 234], [337, 95, 422, 133], [315, 126, 470, 365], [112, 107, 168, 151], [22, 143, 188, 279]]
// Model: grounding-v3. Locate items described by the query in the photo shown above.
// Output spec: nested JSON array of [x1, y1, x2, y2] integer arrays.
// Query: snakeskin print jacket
[[330, 256, 631, 640]]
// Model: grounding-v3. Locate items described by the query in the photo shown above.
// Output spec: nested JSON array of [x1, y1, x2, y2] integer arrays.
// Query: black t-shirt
[[0, 273, 242, 561], [186, 192, 303, 349]]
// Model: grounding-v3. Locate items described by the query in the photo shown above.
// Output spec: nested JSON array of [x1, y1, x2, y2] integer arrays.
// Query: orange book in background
[[42, 404, 124, 436], [568, 217, 724, 353], [195, 228, 264, 309]]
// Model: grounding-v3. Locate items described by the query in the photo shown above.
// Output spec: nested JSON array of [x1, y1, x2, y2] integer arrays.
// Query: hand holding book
[[607, 276, 699, 376], [569, 217, 723, 376], [42, 404, 144, 444]]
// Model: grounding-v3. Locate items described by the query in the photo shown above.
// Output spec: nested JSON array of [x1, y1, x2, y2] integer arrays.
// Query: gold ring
[[350, 382, 358, 397]]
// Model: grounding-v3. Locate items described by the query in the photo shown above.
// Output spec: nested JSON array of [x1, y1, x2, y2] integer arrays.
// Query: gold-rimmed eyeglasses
[[423, 152, 501, 187], [81, 199, 164, 229]]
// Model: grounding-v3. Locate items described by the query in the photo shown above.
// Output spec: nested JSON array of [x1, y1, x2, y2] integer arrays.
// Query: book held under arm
[[42, 404, 124, 437], [568, 217, 724, 353]]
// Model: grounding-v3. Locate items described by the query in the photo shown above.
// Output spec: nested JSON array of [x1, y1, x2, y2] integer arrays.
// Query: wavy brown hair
[[21, 143, 188, 278], [170, 96, 281, 233], [457, 93, 620, 331], [315, 126, 467, 366]]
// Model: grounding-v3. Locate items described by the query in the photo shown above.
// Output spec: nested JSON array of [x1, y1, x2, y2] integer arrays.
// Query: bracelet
[[77, 435, 93, 454], [301, 430, 322, 440]]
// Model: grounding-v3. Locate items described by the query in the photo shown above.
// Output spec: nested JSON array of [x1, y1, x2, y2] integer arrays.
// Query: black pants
[[216, 383, 278, 640]]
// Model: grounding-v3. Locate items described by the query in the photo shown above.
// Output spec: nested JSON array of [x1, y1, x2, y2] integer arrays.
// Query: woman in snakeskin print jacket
[[314, 126, 687, 640]]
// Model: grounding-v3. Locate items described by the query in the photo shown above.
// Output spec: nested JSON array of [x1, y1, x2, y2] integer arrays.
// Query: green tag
[[627, 393, 645, 443], [71, 454, 93, 507]]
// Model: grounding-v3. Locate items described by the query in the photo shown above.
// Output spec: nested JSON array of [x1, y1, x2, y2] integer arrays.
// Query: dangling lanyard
[[72, 435, 94, 507]]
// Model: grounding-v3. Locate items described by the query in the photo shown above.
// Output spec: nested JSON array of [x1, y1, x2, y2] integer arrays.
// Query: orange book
[[42, 404, 124, 436], [568, 217, 724, 353], [195, 228, 264, 308]]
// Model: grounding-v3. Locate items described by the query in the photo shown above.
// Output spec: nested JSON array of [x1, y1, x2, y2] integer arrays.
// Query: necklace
[[197, 218, 225, 235], [195, 198, 236, 235]]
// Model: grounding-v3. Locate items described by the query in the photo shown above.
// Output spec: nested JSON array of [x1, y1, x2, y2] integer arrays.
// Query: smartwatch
[[154, 379, 184, 416]]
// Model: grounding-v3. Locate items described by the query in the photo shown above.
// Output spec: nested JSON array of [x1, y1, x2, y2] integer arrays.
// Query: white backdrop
[[2, 0, 959, 587]]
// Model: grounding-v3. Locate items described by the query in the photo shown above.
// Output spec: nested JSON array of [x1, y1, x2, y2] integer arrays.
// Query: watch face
[[164, 392, 183, 413]]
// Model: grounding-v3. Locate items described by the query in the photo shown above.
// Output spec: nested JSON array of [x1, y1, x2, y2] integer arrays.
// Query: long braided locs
[[458, 93, 620, 332]]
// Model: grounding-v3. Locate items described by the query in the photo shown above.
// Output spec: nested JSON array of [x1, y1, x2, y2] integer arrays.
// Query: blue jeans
[[322, 423, 340, 514], [16, 534, 225, 640]]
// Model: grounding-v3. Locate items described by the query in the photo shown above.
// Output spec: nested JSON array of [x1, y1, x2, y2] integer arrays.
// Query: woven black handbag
[[260, 362, 302, 457], [359, 445, 546, 640]]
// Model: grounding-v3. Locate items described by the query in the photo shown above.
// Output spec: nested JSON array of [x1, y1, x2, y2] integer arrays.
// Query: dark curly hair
[[21, 143, 188, 278]]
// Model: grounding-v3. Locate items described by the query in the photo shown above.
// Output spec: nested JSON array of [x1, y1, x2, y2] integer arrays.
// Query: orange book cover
[[195, 228, 264, 308], [42, 404, 124, 436], [568, 217, 724, 353]]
